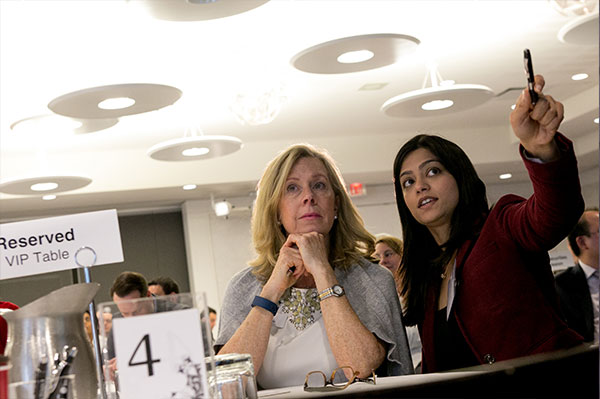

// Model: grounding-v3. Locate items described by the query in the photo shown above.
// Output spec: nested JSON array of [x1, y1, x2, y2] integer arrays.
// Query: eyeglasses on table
[[303, 366, 376, 392]]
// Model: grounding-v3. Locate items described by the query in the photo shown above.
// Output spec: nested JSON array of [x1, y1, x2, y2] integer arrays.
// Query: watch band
[[318, 284, 344, 301], [251, 295, 278, 316]]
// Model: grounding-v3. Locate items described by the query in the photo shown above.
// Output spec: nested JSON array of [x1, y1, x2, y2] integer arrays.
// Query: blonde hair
[[375, 235, 404, 257], [249, 144, 375, 282]]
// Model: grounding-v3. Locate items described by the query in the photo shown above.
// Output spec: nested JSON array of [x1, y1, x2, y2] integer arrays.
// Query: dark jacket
[[555, 263, 595, 342]]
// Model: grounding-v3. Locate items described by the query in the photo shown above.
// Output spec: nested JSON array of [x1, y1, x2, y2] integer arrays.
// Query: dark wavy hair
[[148, 276, 180, 295], [110, 271, 148, 298], [392, 135, 489, 326]]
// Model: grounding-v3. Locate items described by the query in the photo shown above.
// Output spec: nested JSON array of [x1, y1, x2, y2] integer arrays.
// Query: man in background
[[555, 209, 599, 344], [148, 276, 180, 297], [107, 271, 185, 376]]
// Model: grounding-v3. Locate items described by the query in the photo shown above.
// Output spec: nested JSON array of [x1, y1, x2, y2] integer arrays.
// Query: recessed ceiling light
[[571, 73, 589, 81], [31, 182, 58, 191], [337, 50, 374, 64], [594, 117, 599, 124], [422, 99, 453, 111], [98, 97, 136, 110], [183, 184, 197, 191], [182, 147, 210, 157], [571, 73, 589, 80], [499, 173, 512, 180], [42, 194, 57, 201]]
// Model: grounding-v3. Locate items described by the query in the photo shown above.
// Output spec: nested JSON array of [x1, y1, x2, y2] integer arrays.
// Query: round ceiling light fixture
[[0, 175, 92, 195], [147, 135, 243, 162], [558, 11, 599, 45], [382, 64, 494, 118], [10, 114, 118, 135], [141, 0, 269, 21], [291, 33, 420, 74], [48, 83, 182, 119], [382, 84, 494, 117]]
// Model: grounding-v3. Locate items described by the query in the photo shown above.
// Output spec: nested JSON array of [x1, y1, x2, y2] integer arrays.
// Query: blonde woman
[[373, 235, 403, 290], [216, 144, 413, 389]]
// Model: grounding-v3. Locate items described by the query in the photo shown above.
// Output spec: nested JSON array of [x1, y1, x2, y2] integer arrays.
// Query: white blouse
[[256, 287, 339, 389]]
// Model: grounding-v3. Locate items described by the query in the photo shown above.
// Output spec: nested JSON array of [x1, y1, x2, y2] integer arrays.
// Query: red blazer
[[420, 134, 584, 372]]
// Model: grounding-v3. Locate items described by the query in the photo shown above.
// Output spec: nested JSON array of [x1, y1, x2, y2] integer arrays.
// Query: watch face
[[332, 285, 344, 295]]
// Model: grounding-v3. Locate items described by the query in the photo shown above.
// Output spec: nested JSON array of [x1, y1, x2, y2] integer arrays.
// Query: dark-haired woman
[[393, 75, 584, 372]]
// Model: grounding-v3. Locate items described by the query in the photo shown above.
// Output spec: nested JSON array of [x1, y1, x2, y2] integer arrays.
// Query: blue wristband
[[251, 296, 278, 316]]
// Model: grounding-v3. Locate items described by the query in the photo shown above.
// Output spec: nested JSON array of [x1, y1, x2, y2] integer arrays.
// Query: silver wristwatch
[[318, 284, 345, 301]]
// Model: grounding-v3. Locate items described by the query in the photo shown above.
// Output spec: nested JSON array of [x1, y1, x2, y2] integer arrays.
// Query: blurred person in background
[[373, 234, 422, 371], [555, 209, 599, 344]]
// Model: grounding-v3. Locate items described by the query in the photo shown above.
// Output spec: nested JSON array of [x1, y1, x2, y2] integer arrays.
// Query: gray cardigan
[[215, 258, 414, 377]]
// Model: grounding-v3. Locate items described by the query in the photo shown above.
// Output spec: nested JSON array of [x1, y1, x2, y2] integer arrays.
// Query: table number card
[[113, 308, 209, 399]]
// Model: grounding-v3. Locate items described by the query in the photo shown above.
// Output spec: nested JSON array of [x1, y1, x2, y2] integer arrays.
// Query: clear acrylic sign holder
[[98, 292, 215, 399]]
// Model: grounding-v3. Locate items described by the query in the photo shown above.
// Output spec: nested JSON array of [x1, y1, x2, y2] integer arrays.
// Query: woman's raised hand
[[510, 74, 562, 161]]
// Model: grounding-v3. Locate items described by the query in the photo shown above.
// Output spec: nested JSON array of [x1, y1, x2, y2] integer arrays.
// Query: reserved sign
[[0, 209, 123, 280]]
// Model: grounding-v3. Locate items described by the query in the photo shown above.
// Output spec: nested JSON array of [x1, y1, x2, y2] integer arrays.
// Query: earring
[[334, 215, 338, 220]]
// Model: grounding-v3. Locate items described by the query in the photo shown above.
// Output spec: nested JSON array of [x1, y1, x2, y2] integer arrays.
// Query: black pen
[[287, 244, 299, 276]]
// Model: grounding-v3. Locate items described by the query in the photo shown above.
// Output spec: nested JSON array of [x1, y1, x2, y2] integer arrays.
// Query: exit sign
[[349, 182, 366, 197]]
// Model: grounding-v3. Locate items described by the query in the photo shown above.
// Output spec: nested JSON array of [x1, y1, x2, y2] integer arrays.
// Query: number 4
[[128, 334, 161, 376]]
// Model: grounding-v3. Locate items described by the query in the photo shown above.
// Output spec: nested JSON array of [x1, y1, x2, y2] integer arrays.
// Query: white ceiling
[[1, 0, 598, 221]]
